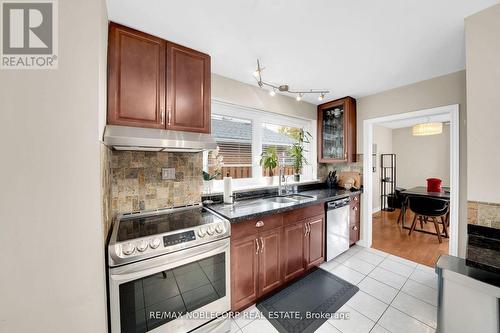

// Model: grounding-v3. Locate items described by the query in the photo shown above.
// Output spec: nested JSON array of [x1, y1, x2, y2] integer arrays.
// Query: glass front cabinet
[[317, 96, 357, 163]]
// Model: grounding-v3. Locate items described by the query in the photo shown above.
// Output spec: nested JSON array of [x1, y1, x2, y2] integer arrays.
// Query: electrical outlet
[[162, 168, 176, 180]]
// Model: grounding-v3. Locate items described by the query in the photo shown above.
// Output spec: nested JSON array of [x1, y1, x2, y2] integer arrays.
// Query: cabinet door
[[258, 228, 282, 296], [167, 43, 211, 133], [349, 195, 360, 245], [108, 23, 166, 128], [305, 216, 325, 269], [231, 235, 259, 311], [282, 222, 306, 282], [317, 97, 356, 163]]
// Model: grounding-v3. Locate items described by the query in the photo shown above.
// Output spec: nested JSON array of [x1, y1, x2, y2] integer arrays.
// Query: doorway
[[359, 105, 460, 259]]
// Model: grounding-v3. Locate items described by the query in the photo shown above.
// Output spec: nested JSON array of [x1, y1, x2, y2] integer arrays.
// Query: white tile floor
[[229, 246, 438, 333]]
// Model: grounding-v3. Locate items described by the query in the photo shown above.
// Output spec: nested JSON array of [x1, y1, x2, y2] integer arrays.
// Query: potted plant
[[289, 129, 311, 182], [260, 146, 278, 185], [202, 147, 223, 194]]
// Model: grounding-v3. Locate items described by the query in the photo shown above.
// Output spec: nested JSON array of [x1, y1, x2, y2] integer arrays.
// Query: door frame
[[360, 104, 460, 256]]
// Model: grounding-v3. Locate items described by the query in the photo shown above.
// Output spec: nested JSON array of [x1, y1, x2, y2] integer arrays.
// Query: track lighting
[[252, 59, 329, 101]]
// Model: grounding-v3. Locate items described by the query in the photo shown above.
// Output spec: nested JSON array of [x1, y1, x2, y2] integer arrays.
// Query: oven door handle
[[109, 239, 230, 282]]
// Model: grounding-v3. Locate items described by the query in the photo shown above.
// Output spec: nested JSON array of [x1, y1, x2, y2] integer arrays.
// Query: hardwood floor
[[372, 209, 448, 267]]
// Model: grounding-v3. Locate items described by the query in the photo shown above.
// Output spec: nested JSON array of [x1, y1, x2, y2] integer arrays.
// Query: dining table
[[400, 186, 451, 236]]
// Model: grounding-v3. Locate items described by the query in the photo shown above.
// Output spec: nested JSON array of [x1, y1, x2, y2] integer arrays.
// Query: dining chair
[[406, 195, 450, 243], [394, 187, 407, 224]]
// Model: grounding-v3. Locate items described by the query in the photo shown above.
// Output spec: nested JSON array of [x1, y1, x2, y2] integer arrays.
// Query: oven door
[[109, 238, 230, 333]]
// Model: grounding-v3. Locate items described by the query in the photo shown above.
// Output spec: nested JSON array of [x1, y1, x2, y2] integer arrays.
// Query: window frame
[[206, 100, 317, 191]]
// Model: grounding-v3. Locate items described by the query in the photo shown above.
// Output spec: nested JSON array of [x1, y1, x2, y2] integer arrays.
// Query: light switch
[[162, 168, 175, 180]]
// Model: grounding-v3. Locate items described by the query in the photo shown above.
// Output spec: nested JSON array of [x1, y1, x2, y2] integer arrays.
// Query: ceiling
[[379, 113, 450, 129], [107, 0, 499, 104]]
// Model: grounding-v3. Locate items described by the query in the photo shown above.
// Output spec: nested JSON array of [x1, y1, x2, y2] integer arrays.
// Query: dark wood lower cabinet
[[350, 194, 361, 245], [258, 228, 282, 296], [230, 204, 326, 311], [305, 215, 325, 269], [283, 222, 306, 282], [231, 235, 259, 310]]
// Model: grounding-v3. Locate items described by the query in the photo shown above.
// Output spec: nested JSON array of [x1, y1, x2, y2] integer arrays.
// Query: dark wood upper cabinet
[[107, 23, 166, 128], [305, 215, 325, 269], [231, 234, 259, 310], [107, 22, 211, 133], [318, 96, 357, 163], [167, 43, 211, 133]]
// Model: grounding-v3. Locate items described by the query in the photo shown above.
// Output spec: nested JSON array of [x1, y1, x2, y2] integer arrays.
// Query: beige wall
[[357, 70, 468, 257], [212, 73, 316, 120], [0, 0, 108, 332], [373, 125, 394, 211], [392, 126, 450, 189], [465, 4, 500, 204]]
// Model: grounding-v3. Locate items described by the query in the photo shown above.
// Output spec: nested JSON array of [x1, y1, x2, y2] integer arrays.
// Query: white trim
[[372, 206, 381, 214], [361, 104, 459, 256]]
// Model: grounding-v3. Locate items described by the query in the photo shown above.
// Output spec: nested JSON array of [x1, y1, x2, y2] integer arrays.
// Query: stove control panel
[[163, 230, 196, 247]]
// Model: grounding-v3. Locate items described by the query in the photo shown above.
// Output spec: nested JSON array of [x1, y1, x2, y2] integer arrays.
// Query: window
[[209, 115, 252, 179], [262, 123, 298, 177], [204, 101, 317, 189]]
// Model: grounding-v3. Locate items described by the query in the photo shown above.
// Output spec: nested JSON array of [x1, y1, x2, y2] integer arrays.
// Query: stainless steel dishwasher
[[326, 196, 351, 261]]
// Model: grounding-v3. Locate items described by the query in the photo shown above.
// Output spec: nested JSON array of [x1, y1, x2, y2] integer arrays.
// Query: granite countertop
[[206, 188, 361, 223]]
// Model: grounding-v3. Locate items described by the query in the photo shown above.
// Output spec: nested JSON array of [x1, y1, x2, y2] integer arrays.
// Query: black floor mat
[[256, 268, 359, 333]]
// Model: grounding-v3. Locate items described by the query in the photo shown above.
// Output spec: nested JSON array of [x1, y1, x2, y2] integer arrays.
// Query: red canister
[[427, 178, 442, 192]]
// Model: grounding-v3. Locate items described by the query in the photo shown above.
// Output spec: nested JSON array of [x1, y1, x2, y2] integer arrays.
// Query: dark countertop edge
[[436, 255, 500, 289], [207, 189, 362, 223]]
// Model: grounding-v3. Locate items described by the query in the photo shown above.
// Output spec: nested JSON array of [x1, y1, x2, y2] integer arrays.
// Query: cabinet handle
[[255, 221, 264, 228], [160, 107, 165, 125], [344, 152, 347, 159], [260, 237, 264, 253], [167, 108, 172, 126], [354, 196, 358, 202], [304, 223, 308, 236], [353, 206, 358, 211], [352, 225, 358, 231], [255, 238, 260, 254]]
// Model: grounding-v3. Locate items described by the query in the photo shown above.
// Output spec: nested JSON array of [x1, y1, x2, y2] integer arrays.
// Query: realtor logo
[[1, 0, 58, 69]]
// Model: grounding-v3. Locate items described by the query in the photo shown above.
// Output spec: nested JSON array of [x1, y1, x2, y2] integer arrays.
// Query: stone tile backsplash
[[109, 150, 203, 216], [468, 201, 500, 229]]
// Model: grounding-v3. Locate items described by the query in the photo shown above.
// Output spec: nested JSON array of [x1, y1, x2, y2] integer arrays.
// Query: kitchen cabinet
[[230, 204, 325, 311], [318, 96, 357, 163], [258, 227, 282, 295], [349, 194, 361, 245], [166, 43, 211, 133], [230, 215, 283, 311], [107, 22, 211, 133], [305, 215, 325, 269], [107, 23, 166, 128], [282, 222, 306, 281]]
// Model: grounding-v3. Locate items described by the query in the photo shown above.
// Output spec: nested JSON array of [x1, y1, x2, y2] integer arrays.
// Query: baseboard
[[372, 206, 381, 214]]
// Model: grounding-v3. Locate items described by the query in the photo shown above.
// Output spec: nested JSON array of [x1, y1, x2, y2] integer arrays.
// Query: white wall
[[212, 73, 316, 120], [465, 4, 500, 204], [392, 125, 450, 189], [357, 70, 468, 257], [0, 0, 108, 332], [372, 125, 393, 211]]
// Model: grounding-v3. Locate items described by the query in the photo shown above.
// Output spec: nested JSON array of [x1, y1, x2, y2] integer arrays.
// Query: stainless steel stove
[[107, 204, 231, 333]]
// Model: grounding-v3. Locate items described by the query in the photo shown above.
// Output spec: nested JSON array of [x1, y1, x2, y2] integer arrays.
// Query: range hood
[[103, 125, 217, 152]]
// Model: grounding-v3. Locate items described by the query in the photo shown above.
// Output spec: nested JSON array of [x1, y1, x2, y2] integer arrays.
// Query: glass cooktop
[[116, 206, 223, 242]]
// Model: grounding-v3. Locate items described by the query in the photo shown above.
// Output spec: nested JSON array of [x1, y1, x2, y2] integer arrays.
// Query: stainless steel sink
[[268, 197, 297, 204], [285, 194, 314, 200]]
